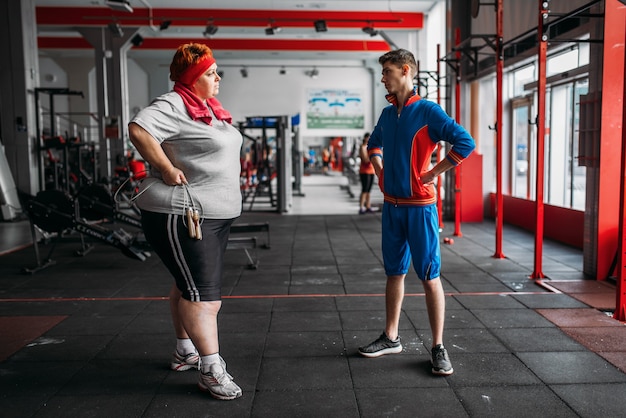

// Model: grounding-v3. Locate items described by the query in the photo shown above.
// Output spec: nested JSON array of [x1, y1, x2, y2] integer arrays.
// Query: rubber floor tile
[[0, 315, 66, 361]]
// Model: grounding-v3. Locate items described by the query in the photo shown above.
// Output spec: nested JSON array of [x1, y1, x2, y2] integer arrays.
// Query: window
[[511, 97, 533, 199], [506, 42, 588, 210], [546, 78, 587, 209], [511, 65, 535, 97]]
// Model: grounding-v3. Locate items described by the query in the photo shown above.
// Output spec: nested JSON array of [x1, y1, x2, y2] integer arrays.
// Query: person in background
[[358, 49, 475, 376], [322, 147, 331, 174], [358, 132, 376, 214], [128, 43, 243, 400]]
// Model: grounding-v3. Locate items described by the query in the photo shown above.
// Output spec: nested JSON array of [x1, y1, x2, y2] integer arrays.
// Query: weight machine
[[238, 116, 292, 213], [19, 189, 149, 274]]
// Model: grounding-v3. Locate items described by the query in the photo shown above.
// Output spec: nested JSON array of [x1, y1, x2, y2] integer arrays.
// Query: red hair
[[169, 43, 215, 83]]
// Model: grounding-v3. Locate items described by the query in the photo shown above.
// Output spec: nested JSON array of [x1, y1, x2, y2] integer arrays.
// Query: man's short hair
[[378, 49, 417, 77]]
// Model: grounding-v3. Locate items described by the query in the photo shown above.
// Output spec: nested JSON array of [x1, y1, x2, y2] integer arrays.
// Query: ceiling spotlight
[[203, 21, 218, 37], [279, 67, 287, 75], [362, 26, 378, 36], [105, 0, 133, 13], [265, 26, 281, 35], [240, 67, 248, 78], [159, 20, 172, 31], [131, 34, 143, 47], [305, 67, 319, 79], [108, 22, 124, 38], [314, 20, 328, 32]]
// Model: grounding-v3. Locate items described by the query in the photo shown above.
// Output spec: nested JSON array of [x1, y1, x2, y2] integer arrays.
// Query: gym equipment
[[76, 183, 142, 228], [227, 222, 271, 269], [230, 222, 270, 249], [238, 116, 292, 212], [227, 237, 259, 269], [35, 88, 95, 194], [0, 145, 21, 221], [20, 189, 149, 274]]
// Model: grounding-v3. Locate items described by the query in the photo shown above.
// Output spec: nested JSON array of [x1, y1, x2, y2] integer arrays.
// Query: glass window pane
[[547, 49, 579, 77], [512, 65, 535, 96], [547, 84, 572, 206], [571, 79, 588, 209], [512, 104, 530, 199]]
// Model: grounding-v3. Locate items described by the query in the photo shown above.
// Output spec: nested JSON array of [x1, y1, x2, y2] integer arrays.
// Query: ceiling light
[[362, 26, 378, 36], [265, 26, 281, 35], [159, 20, 171, 31], [314, 20, 327, 32], [240, 67, 248, 78], [279, 67, 287, 75], [305, 68, 319, 79], [203, 21, 218, 36], [131, 34, 143, 47], [105, 0, 133, 13], [108, 22, 124, 38]]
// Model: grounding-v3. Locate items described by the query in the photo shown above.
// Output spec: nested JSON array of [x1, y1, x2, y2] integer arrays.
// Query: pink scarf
[[173, 55, 232, 125], [174, 83, 232, 125]]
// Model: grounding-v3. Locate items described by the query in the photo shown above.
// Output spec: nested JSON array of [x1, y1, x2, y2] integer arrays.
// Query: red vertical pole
[[531, 0, 548, 279], [454, 28, 463, 237], [493, 0, 505, 258], [615, 0, 626, 322], [436, 44, 444, 230]]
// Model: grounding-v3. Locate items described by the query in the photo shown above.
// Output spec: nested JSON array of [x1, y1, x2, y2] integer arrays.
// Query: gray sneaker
[[198, 361, 243, 400], [358, 332, 403, 358], [431, 344, 454, 375]]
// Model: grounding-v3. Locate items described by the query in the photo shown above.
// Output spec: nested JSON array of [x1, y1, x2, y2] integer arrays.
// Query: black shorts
[[360, 173, 374, 193], [141, 210, 234, 302]]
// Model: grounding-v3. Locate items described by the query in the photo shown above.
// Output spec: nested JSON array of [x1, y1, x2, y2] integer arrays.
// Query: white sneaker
[[170, 351, 200, 372], [198, 361, 242, 400]]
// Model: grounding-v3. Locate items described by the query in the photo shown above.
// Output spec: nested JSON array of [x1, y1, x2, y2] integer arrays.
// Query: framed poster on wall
[[306, 89, 364, 129]]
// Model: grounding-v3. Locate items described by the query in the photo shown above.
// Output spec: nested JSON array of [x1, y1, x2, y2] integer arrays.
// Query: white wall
[[131, 57, 379, 141], [127, 59, 149, 119]]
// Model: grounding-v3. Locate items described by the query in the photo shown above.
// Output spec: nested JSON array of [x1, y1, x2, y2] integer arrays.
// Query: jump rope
[[114, 171, 204, 240]]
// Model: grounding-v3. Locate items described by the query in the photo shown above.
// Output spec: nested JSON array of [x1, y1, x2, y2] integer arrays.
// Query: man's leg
[[385, 274, 406, 340], [422, 277, 445, 347], [423, 277, 454, 375]]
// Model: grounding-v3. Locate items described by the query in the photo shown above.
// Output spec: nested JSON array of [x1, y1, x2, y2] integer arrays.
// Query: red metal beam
[[36, 7, 423, 29], [531, 0, 548, 279], [614, 0, 626, 322], [37, 37, 391, 52], [454, 28, 462, 237], [493, 0, 505, 258], [436, 43, 444, 230]]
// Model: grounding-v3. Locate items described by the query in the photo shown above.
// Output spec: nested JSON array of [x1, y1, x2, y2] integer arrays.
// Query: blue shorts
[[381, 203, 441, 280]]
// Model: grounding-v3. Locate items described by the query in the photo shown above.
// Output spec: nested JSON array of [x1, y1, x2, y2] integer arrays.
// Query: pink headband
[[177, 55, 216, 86]]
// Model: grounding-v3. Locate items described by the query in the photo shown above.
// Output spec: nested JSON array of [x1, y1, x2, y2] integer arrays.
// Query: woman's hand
[[129, 123, 187, 186], [161, 166, 187, 186]]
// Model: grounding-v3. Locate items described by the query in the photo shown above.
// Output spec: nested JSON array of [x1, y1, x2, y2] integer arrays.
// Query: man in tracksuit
[[358, 49, 475, 376]]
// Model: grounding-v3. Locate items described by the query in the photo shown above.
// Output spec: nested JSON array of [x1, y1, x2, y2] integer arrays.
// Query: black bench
[[226, 222, 270, 269], [227, 236, 258, 269], [230, 222, 270, 248]]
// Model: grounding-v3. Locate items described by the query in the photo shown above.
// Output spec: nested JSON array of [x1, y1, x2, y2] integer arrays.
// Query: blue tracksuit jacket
[[368, 89, 476, 206]]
